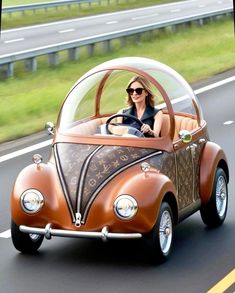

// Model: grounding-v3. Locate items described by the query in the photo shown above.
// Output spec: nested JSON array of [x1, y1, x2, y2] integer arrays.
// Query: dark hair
[[126, 76, 155, 107]]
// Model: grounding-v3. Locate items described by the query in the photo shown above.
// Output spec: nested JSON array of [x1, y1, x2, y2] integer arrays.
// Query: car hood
[[53, 143, 158, 221]]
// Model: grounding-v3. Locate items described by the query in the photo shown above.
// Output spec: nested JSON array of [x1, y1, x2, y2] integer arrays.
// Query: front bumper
[[20, 224, 142, 241]]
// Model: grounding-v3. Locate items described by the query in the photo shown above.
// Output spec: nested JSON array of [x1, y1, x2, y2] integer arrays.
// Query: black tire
[[200, 168, 228, 228], [11, 220, 44, 253], [145, 202, 174, 263]]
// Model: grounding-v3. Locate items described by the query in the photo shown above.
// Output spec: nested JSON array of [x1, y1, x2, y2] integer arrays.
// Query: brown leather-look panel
[[200, 141, 229, 204]]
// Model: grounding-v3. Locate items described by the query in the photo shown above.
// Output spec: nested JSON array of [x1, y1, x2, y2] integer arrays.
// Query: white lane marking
[[0, 229, 11, 239], [199, 4, 206, 8], [0, 139, 52, 163], [194, 76, 235, 94], [1, 0, 199, 33], [0, 76, 234, 164], [4, 38, 24, 44], [58, 28, 75, 33], [224, 120, 234, 125], [106, 21, 118, 25], [170, 9, 181, 13], [132, 13, 159, 20]]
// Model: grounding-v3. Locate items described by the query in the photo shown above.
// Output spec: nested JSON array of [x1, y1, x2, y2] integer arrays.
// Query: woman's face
[[128, 81, 147, 104]]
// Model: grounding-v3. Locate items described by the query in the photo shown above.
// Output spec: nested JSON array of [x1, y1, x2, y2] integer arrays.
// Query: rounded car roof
[[57, 57, 203, 145]]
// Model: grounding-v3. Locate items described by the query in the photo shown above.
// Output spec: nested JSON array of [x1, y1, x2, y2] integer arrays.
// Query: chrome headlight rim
[[114, 195, 138, 220], [20, 189, 44, 214]]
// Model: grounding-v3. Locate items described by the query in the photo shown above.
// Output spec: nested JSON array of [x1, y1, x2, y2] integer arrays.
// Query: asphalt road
[[0, 0, 233, 56], [0, 71, 234, 293]]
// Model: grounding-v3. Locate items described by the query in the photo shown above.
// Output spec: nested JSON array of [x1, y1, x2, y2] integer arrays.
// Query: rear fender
[[200, 141, 229, 204]]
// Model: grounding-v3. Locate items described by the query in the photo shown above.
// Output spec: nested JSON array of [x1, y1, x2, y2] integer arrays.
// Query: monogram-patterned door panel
[[175, 139, 204, 210], [175, 147, 194, 210]]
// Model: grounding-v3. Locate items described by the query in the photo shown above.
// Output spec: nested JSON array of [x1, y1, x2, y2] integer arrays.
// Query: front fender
[[200, 141, 229, 204], [11, 163, 72, 228], [85, 164, 177, 233]]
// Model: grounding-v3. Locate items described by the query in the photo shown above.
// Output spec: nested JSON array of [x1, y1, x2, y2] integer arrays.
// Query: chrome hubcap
[[164, 227, 171, 236], [216, 175, 227, 218], [159, 210, 172, 254]]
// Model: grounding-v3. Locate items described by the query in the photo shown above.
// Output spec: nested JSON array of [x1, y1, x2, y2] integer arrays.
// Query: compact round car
[[11, 57, 229, 262]]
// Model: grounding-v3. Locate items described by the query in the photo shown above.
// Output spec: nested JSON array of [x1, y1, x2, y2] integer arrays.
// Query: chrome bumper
[[20, 224, 142, 241]]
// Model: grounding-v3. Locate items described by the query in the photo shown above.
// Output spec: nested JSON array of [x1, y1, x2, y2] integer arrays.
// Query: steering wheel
[[105, 113, 144, 137]]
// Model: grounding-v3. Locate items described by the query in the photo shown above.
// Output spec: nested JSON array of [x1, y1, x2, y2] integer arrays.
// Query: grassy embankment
[[0, 17, 234, 143], [2, 0, 182, 29]]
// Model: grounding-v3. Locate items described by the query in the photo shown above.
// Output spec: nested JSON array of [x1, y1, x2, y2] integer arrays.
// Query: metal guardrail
[[2, 0, 118, 14], [0, 7, 233, 78]]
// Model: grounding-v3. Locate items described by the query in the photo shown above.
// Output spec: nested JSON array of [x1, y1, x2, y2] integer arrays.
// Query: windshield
[[58, 57, 203, 135]]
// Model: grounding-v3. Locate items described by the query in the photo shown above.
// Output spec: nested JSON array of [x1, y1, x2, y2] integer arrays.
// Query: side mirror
[[178, 130, 192, 143], [45, 121, 55, 135]]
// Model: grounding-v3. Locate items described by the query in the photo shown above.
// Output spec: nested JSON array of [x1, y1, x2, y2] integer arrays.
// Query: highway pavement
[[0, 0, 233, 56], [0, 71, 234, 293]]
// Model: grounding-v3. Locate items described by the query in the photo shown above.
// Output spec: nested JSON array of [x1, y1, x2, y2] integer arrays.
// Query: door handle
[[186, 143, 197, 151], [186, 143, 197, 158]]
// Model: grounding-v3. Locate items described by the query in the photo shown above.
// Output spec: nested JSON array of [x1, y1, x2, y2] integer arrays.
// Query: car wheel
[[200, 168, 228, 228], [146, 202, 174, 263], [11, 220, 44, 253]]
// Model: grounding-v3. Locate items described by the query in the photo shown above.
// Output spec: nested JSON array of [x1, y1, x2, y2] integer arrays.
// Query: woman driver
[[117, 76, 163, 137]]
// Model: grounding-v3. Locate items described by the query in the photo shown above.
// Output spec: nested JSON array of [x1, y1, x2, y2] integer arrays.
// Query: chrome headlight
[[114, 195, 138, 220], [20, 189, 44, 213]]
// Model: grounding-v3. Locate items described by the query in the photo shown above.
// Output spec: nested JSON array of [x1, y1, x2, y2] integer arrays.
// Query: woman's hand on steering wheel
[[105, 113, 144, 137], [141, 123, 154, 136]]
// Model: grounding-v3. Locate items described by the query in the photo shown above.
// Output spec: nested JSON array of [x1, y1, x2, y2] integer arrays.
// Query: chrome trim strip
[[82, 150, 163, 222], [19, 225, 142, 241], [173, 152, 178, 197]]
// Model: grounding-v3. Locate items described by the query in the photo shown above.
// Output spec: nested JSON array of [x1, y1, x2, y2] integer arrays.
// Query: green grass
[[3, 0, 53, 4], [3, 0, 179, 7], [0, 18, 234, 143], [2, 0, 182, 29]]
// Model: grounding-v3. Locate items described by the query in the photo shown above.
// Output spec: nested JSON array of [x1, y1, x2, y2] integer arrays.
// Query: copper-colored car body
[[11, 57, 229, 261]]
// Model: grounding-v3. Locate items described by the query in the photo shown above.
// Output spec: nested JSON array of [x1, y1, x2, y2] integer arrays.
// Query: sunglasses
[[126, 87, 145, 95]]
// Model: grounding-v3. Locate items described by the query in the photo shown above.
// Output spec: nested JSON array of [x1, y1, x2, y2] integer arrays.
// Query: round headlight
[[114, 195, 138, 220], [21, 189, 44, 213]]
